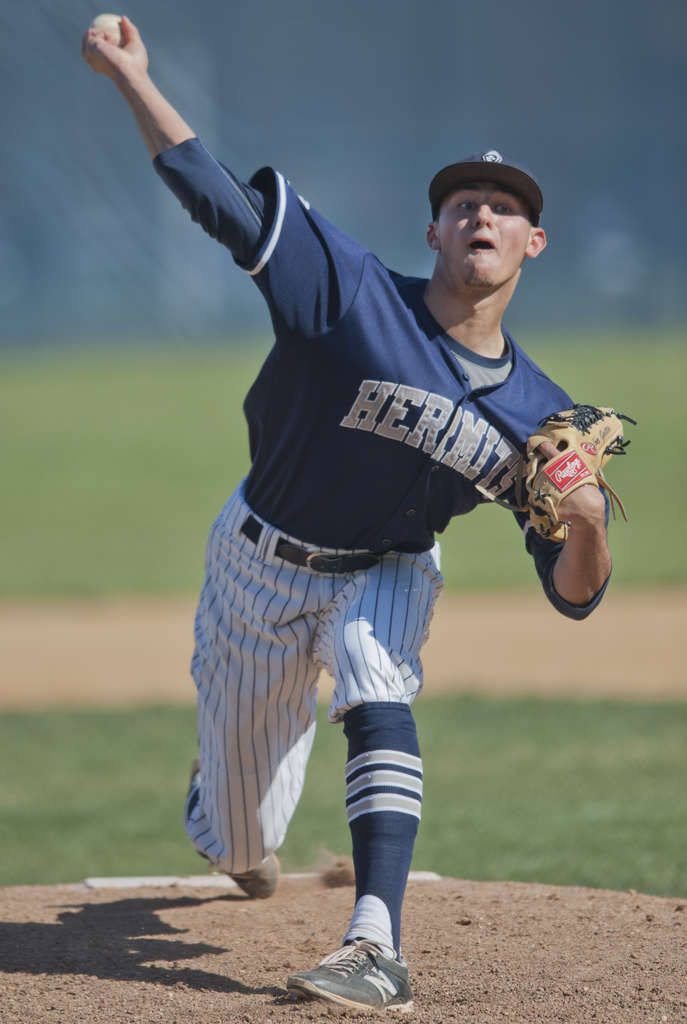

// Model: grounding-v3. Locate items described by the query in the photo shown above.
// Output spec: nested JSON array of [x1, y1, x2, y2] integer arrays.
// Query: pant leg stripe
[[208, 523, 252, 863], [355, 570, 380, 699], [386, 555, 401, 649], [246, 566, 269, 864], [371, 565, 385, 687], [203, 547, 236, 861]]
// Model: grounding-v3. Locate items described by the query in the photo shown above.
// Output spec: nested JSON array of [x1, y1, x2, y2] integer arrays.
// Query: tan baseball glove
[[520, 404, 635, 542]]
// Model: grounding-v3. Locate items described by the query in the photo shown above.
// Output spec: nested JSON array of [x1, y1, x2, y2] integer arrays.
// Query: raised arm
[[81, 16, 194, 159], [81, 19, 367, 335], [81, 16, 265, 264]]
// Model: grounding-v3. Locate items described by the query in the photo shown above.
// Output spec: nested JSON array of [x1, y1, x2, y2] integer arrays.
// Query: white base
[[83, 870, 442, 889]]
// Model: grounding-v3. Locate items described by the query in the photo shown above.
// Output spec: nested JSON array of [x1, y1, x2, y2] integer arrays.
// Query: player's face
[[427, 184, 547, 291]]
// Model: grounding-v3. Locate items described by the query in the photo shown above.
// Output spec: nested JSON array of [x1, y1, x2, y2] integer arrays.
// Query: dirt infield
[[1, 595, 684, 1021], [1, 876, 684, 1023], [1, 588, 684, 709]]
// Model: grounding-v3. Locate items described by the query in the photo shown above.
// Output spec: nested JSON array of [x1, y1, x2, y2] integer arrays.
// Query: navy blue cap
[[429, 150, 543, 224]]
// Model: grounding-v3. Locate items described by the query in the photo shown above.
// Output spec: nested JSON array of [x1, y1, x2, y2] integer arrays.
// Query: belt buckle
[[306, 551, 342, 573]]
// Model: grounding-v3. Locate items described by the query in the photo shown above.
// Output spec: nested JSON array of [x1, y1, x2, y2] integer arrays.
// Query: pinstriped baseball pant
[[185, 482, 443, 874]]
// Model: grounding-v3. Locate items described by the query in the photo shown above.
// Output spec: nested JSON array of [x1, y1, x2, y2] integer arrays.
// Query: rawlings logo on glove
[[543, 451, 593, 491], [520, 404, 636, 542]]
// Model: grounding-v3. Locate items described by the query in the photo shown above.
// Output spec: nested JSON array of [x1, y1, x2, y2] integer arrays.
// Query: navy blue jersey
[[238, 168, 571, 548], [155, 140, 609, 618]]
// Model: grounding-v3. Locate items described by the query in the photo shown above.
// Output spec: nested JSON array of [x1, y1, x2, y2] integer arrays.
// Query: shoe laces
[[319, 940, 380, 976]]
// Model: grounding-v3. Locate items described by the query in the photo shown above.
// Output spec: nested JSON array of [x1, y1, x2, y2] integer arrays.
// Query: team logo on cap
[[481, 150, 503, 163]]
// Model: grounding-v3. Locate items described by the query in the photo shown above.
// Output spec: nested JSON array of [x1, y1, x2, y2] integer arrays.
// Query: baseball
[[90, 13, 123, 46]]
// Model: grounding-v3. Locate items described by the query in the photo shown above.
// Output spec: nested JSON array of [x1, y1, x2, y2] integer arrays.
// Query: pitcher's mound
[[0, 876, 683, 1022]]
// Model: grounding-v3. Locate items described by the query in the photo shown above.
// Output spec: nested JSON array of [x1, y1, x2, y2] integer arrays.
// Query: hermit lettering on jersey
[[340, 379, 522, 498]]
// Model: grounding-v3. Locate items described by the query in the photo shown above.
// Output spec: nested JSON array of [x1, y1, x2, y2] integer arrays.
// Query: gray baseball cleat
[[187, 759, 280, 898], [286, 940, 413, 1012]]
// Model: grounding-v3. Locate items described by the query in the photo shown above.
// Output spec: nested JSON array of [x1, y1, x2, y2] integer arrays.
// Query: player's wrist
[[113, 65, 152, 95], [559, 486, 607, 532], [563, 516, 607, 542]]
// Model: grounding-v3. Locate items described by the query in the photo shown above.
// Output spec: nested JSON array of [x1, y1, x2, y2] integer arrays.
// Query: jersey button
[[381, 538, 392, 547], [405, 508, 416, 517]]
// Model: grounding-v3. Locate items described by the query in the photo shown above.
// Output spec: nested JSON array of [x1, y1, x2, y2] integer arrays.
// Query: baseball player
[[83, 17, 614, 1013]]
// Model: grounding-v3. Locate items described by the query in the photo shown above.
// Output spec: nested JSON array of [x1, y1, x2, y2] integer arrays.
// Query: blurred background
[[0, 1, 685, 894], [2, 0, 687, 342]]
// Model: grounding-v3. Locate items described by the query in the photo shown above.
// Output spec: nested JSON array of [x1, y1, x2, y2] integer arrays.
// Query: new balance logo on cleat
[[286, 940, 413, 1012], [364, 967, 399, 1000]]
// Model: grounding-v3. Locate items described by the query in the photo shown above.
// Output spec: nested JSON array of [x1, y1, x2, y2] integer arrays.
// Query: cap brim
[[429, 161, 542, 224]]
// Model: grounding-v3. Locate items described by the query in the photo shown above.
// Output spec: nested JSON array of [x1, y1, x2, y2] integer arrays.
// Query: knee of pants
[[331, 621, 416, 711], [185, 798, 284, 872], [190, 721, 317, 873]]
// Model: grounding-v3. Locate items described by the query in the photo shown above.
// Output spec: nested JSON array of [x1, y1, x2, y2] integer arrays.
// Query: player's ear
[[525, 226, 547, 260], [426, 222, 441, 252]]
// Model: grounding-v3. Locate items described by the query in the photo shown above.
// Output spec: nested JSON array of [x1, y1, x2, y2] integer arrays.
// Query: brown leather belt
[[240, 515, 380, 574]]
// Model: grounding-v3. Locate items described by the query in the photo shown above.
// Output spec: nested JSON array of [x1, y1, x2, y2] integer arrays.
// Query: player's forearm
[[114, 69, 195, 159], [551, 520, 611, 606]]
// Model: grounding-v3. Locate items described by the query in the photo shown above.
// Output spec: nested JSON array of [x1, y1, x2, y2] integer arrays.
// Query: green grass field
[[1, 696, 685, 896], [2, 341, 683, 902], [2, 333, 685, 595]]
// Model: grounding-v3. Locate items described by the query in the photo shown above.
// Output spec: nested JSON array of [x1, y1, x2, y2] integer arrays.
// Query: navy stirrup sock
[[342, 702, 422, 959]]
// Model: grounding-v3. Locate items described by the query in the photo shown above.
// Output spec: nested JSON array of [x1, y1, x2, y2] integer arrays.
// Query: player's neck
[[423, 272, 516, 358]]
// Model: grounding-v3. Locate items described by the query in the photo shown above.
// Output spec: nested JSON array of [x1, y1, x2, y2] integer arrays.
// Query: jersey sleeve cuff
[[544, 567, 611, 620], [152, 136, 199, 166], [237, 167, 287, 276]]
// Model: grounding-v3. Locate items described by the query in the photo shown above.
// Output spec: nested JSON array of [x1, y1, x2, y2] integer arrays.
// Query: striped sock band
[[345, 748, 423, 824]]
